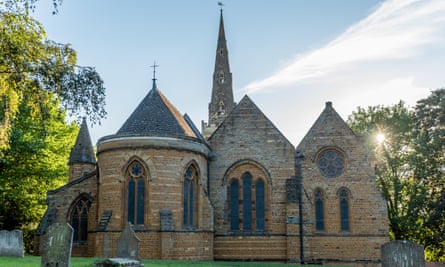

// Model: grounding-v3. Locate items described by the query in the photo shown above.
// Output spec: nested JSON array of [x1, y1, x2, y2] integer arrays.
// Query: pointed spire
[[218, 4, 226, 41], [69, 118, 96, 164], [206, 7, 235, 129]]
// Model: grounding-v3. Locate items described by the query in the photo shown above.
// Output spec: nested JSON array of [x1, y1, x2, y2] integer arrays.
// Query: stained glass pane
[[340, 190, 350, 231], [243, 173, 252, 231], [190, 182, 194, 227], [183, 180, 189, 226], [230, 180, 239, 231], [315, 191, 324, 231], [256, 179, 265, 231], [128, 179, 135, 224], [136, 179, 145, 224]]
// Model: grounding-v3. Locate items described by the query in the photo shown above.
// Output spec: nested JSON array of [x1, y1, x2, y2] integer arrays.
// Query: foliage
[[0, 0, 63, 14], [347, 101, 422, 239], [412, 88, 445, 260], [0, 91, 78, 231], [0, 11, 106, 152], [347, 91, 445, 261]]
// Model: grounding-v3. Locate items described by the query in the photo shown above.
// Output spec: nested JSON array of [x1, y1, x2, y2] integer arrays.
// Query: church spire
[[202, 7, 235, 137]]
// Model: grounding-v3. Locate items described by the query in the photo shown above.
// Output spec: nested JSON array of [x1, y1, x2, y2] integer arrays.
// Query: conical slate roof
[[115, 81, 198, 140], [69, 118, 96, 164]]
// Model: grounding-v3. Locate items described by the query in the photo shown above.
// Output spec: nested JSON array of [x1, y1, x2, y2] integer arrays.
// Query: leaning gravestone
[[381, 240, 425, 267], [40, 223, 73, 267], [116, 222, 140, 259], [0, 230, 24, 257]]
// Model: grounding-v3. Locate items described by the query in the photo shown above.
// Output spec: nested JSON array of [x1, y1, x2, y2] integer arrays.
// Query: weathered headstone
[[116, 222, 140, 259], [95, 258, 144, 267], [40, 223, 73, 267], [0, 230, 24, 257], [381, 240, 425, 267]]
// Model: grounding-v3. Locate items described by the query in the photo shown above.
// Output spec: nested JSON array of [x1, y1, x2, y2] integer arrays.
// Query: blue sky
[[33, 0, 445, 146]]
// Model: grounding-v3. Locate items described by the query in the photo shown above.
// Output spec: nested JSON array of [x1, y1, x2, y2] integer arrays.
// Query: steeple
[[202, 7, 235, 138], [68, 118, 96, 181]]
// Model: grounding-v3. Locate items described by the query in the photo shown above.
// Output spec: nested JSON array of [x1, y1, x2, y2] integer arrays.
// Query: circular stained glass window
[[130, 162, 143, 177], [317, 149, 345, 178]]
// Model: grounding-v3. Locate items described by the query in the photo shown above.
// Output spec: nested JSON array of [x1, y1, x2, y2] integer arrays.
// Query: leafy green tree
[[0, 11, 106, 152], [347, 101, 424, 241], [0, 91, 78, 230], [412, 88, 445, 260]]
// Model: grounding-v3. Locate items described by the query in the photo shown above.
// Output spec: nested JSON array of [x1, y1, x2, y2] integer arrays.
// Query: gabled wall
[[208, 95, 295, 260]]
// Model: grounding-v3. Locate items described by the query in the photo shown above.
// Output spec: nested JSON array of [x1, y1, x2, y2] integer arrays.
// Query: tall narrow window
[[70, 197, 91, 244], [315, 190, 325, 231], [183, 165, 198, 228], [127, 161, 146, 225], [226, 164, 269, 233], [340, 189, 350, 231], [255, 179, 265, 231], [230, 180, 239, 231], [242, 173, 252, 231]]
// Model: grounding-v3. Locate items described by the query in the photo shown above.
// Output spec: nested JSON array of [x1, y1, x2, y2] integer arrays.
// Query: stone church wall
[[296, 102, 389, 264], [94, 137, 213, 259], [208, 96, 296, 260]]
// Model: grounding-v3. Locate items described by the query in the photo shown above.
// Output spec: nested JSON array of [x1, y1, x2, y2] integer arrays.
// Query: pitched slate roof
[[69, 118, 96, 164], [113, 81, 199, 140]]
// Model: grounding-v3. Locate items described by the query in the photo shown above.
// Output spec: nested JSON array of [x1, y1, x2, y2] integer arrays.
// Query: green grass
[[0, 255, 332, 267]]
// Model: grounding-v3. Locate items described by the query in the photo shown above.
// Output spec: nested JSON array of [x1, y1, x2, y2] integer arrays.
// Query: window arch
[[69, 195, 91, 244], [314, 189, 325, 232], [126, 160, 147, 225], [183, 164, 199, 228], [228, 170, 267, 233], [339, 188, 350, 231]]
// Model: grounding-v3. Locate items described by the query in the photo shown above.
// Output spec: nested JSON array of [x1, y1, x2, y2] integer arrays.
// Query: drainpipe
[[295, 151, 305, 264]]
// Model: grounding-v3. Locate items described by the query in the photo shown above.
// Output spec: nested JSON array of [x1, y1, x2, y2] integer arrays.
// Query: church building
[[36, 10, 389, 266]]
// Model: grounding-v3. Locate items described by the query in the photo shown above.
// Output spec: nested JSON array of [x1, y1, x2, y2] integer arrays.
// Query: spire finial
[[218, 1, 223, 14], [150, 61, 159, 90]]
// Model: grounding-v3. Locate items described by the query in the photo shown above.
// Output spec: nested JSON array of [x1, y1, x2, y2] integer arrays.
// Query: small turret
[[68, 118, 96, 181]]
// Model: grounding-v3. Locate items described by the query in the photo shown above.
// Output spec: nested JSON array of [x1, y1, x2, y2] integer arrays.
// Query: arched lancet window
[[127, 160, 146, 225], [255, 179, 265, 231], [339, 189, 350, 231], [229, 179, 239, 231], [242, 172, 252, 231], [183, 165, 199, 228], [226, 163, 269, 233], [70, 196, 91, 244], [314, 190, 325, 232]]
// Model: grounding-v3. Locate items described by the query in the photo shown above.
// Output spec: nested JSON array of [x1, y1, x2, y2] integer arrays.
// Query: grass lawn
[[0, 255, 333, 267]]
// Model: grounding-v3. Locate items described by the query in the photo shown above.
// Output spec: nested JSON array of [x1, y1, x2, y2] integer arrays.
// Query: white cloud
[[243, 0, 445, 94]]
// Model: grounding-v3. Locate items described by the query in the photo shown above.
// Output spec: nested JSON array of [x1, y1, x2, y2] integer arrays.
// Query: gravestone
[[116, 222, 140, 259], [0, 230, 24, 257], [40, 223, 73, 267], [381, 240, 425, 267], [95, 258, 144, 267]]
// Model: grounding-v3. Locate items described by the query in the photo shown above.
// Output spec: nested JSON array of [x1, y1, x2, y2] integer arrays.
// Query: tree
[[347, 102, 425, 241], [0, 11, 106, 152], [0, 91, 78, 230], [412, 88, 445, 260]]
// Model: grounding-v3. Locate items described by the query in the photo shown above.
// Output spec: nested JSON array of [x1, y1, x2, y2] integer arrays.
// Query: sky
[[32, 0, 445, 146]]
